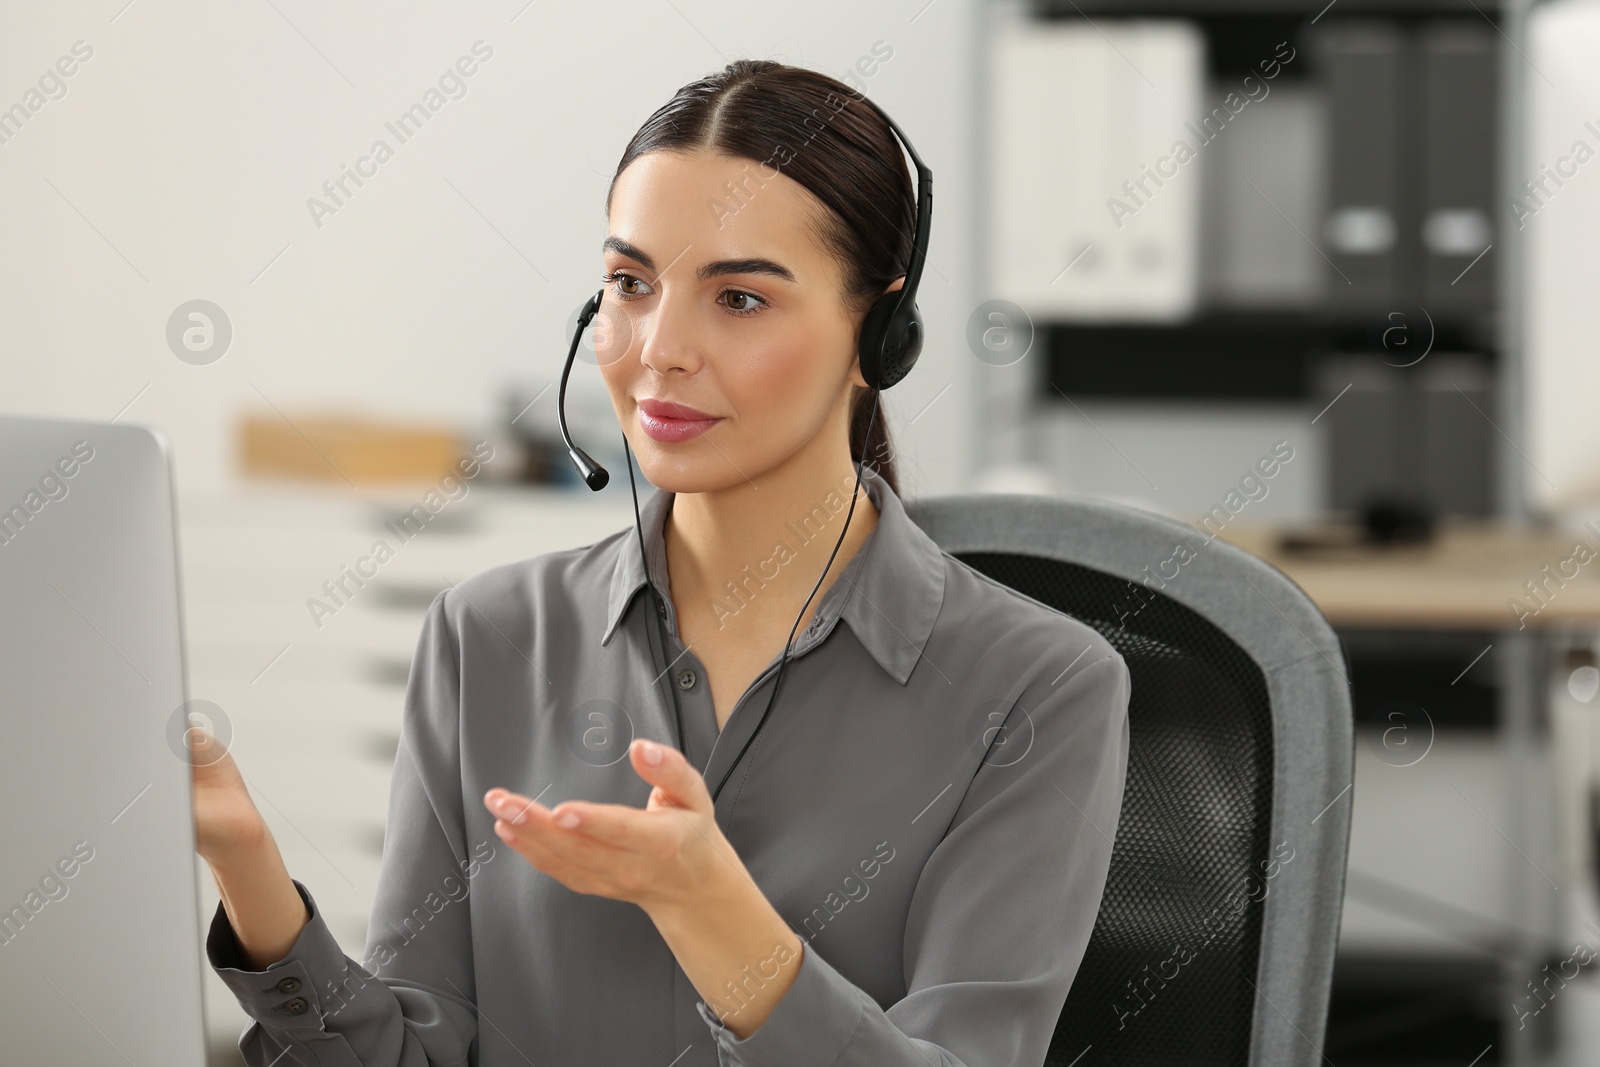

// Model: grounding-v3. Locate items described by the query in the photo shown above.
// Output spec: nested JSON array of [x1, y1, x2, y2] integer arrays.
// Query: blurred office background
[[5, 0, 1600, 1063]]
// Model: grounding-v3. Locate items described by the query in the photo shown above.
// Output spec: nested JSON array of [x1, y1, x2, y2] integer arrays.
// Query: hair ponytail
[[849, 385, 898, 494]]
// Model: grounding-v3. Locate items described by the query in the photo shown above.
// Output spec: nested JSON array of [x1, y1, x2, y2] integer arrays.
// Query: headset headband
[[861, 100, 933, 321]]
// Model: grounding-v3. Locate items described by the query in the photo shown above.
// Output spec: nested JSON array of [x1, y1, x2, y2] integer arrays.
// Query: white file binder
[[987, 19, 1205, 321]]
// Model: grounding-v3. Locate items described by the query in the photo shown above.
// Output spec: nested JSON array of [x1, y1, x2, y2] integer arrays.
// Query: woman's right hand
[[186, 726, 267, 866], [185, 726, 311, 970]]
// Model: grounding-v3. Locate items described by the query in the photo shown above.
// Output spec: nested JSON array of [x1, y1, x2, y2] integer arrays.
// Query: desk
[[1215, 516, 1600, 631], [1215, 518, 1600, 1066]]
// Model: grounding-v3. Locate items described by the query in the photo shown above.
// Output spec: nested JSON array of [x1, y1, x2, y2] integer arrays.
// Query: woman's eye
[[604, 271, 649, 298], [721, 289, 764, 314], [604, 272, 762, 315]]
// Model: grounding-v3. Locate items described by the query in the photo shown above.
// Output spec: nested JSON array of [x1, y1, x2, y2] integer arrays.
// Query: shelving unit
[[978, 0, 1565, 1063]]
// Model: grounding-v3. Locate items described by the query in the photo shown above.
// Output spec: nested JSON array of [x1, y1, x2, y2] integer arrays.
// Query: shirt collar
[[600, 464, 946, 685]]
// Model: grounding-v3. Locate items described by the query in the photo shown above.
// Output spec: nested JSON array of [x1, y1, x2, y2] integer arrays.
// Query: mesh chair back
[[905, 493, 1352, 1067]]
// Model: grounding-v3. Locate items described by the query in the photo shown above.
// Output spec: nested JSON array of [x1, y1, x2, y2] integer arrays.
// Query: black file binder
[[1316, 20, 1409, 314], [1419, 21, 1498, 319]]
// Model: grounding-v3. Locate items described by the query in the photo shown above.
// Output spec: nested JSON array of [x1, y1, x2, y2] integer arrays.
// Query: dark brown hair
[[606, 59, 913, 496]]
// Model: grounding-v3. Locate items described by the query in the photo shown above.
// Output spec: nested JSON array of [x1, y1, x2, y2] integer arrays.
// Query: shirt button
[[657, 599, 668, 618], [275, 977, 301, 995], [677, 668, 697, 690], [283, 997, 309, 1015]]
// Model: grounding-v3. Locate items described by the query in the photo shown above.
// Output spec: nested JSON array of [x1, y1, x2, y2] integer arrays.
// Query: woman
[[193, 59, 1130, 1067]]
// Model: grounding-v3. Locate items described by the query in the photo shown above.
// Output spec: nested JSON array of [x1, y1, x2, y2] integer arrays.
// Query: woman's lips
[[637, 400, 721, 443]]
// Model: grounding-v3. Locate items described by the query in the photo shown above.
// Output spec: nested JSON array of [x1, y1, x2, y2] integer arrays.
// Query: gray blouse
[[208, 464, 1132, 1067]]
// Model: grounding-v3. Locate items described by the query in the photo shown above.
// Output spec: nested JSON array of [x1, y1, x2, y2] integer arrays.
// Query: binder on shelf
[[1419, 21, 1497, 319], [988, 19, 1204, 322], [1314, 19, 1408, 314], [1418, 354, 1495, 517], [1315, 352, 1495, 519], [1316, 354, 1409, 515]]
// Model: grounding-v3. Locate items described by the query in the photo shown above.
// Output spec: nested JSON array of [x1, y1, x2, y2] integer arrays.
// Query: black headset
[[556, 91, 932, 803]]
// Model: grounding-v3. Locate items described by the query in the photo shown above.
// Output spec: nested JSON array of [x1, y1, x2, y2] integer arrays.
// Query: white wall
[[1523, 0, 1600, 514], [0, 1, 978, 499]]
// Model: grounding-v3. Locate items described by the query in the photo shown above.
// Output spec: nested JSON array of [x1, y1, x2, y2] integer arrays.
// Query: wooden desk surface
[[1210, 517, 1600, 631]]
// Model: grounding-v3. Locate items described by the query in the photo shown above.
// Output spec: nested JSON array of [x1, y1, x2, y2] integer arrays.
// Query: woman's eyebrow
[[699, 256, 796, 283], [602, 236, 795, 283]]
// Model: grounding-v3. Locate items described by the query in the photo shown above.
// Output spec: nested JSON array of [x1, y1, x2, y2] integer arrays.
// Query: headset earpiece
[[858, 293, 924, 391]]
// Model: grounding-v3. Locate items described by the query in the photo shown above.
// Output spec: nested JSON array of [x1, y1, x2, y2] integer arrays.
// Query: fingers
[[480, 746, 715, 907], [484, 788, 546, 827], [544, 800, 646, 850], [497, 820, 608, 896], [483, 788, 658, 899], [483, 789, 632, 867], [628, 738, 711, 812]]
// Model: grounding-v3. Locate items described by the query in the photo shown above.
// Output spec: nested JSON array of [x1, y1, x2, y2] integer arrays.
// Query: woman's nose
[[638, 294, 703, 376]]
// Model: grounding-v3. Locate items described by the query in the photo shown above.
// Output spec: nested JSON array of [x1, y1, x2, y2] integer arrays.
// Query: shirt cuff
[[205, 878, 346, 1036], [695, 941, 866, 1067]]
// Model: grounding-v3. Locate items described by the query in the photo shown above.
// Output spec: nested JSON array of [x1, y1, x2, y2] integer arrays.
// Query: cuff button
[[276, 977, 301, 994], [283, 997, 309, 1015]]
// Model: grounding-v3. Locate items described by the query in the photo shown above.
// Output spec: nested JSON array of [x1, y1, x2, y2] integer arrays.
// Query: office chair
[[905, 491, 1353, 1067]]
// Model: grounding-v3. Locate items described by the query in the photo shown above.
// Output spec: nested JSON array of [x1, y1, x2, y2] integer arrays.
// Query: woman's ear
[[851, 276, 907, 389], [848, 355, 870, 390], [851, 275, 915, 391]]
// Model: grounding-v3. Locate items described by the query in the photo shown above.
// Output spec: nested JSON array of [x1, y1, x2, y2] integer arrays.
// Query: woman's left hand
[[483, 738, 742, 917]]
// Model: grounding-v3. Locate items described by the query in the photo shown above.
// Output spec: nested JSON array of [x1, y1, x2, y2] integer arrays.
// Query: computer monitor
[[0, 413, 207, 1066]]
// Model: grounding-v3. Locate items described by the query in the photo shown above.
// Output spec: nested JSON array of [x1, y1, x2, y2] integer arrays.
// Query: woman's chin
[[632, 457, 757, 496]]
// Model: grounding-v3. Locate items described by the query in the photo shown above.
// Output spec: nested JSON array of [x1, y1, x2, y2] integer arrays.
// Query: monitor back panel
[[0, 414, 207, 1066]]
